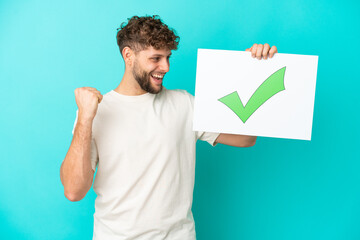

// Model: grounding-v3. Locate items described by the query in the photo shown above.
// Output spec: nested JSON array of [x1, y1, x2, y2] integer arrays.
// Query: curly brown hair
[[116, 15, 180, 56]]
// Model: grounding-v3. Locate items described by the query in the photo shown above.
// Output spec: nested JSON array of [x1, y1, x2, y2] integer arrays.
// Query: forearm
[[60, 117, 94, 201], [215, 133, 257, 147]]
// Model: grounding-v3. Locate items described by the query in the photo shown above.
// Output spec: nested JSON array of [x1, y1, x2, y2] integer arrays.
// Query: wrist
[[77, 113, 94, 126]]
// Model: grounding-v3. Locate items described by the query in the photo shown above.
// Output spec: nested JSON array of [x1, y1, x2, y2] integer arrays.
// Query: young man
[[60, 15, 277, 240]]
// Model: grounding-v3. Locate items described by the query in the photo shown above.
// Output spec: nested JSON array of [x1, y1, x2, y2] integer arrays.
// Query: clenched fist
[[74, 87, 103, 122]]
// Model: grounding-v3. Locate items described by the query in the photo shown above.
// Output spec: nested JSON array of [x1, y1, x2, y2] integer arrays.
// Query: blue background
[[1, 0, 359, 239]]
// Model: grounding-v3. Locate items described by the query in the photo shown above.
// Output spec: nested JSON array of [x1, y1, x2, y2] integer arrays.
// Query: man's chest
[[92, 103, 193, 156]]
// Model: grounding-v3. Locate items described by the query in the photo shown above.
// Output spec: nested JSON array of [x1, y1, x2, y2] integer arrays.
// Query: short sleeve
[[196, 131, 220, 147], [72, 110, 99, 171], [182, 90, 220, 147]]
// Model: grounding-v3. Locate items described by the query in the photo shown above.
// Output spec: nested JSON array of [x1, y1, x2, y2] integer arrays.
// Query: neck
[[114, 69, 147, 96]]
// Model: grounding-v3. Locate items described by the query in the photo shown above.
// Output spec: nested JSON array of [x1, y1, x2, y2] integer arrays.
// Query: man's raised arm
[[60, 87, 102, 202]]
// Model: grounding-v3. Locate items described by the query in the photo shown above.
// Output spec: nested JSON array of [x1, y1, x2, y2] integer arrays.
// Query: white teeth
[[152, 74, 164, 79]]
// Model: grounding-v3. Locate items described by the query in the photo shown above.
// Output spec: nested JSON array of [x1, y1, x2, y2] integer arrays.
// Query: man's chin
[[149, 77, 163, 93], [143, 82, 162, 94], [150, 84, 163, 94]]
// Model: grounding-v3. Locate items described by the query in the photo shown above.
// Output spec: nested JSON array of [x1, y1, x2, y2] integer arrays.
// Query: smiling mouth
[[151, 73, 164, 84]]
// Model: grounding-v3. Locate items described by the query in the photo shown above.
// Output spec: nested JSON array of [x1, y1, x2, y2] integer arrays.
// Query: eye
[[151, 57, 160, 62]]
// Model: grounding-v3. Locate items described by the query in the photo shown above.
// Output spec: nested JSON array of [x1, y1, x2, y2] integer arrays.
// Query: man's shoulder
[[162, 88, 194, 101]]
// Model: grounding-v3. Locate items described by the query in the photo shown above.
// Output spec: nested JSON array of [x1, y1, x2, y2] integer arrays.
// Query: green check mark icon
[[218, 67, 286, 123]]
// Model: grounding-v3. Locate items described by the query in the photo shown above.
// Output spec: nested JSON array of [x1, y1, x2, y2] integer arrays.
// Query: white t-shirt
[[72, 88, 220, 240]]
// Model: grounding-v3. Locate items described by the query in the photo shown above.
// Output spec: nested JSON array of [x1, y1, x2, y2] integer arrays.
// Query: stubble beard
[[132, 61, 163, 94]]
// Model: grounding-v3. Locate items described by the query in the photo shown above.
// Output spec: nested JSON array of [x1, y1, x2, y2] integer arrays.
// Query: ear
[[122, 47, 134, 67]]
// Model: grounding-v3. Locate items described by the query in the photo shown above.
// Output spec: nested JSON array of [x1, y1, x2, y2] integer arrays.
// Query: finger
[[93, 91, 103, 103], [256, 44, 263, 60], [97, 90, 103, 103], [251, 44, 257, 58], [245, 48, 250, 52], [269, 46, 278, 58], [75, 87, 90, 96], [262, 43, 270, 60], [97, 94, 103, 103], [85, 88, 102, 102], [92, 92, 102, 103], [83, 86, 95, 91], [99, 94, 103, 103], [87, 88, 100, 95]]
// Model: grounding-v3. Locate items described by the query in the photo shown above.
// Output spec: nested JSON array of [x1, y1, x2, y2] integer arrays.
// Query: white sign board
[[193, 49, 318, 141]]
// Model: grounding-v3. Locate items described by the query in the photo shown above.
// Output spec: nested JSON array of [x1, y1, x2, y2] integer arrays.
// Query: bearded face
[[132, 59, 163, 94]]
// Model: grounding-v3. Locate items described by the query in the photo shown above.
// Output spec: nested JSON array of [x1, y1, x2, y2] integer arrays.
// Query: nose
[[159, 58, 170, 73]]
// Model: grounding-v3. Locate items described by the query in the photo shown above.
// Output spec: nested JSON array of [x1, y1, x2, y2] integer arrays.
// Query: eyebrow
[[150, 53, 172, 57]]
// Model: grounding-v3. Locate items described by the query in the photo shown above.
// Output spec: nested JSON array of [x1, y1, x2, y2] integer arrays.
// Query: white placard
[[193, 49, 318, 141]]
